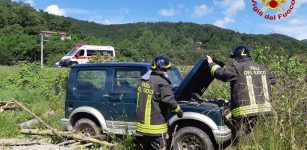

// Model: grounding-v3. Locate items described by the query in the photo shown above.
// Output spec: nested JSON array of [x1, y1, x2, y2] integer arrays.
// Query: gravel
[[0, 138, 72, 150]]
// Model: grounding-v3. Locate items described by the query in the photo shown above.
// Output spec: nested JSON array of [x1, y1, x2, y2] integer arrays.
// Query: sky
[[15, 0, 307, 40]]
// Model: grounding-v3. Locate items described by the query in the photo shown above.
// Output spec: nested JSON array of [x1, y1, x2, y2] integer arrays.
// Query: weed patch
[[0, 63, 69, 137]]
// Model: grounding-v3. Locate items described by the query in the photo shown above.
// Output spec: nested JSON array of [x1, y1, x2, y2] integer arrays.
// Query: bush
[[234, 47, 307, 150], [0, 62, 69, 137], [5, 62, 69, 99]]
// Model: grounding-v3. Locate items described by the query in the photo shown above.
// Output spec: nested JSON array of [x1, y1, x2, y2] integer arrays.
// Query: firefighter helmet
[[230, 45, 251, 58], [151, 56, 172, 71]]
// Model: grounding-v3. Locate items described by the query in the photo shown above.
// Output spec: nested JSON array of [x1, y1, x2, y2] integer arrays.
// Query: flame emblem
[[261, 0, 287, 11]]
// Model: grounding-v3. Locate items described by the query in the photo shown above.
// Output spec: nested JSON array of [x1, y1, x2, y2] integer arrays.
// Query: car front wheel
[[73, 118, 101, 136], [172, 126, 214, 150]]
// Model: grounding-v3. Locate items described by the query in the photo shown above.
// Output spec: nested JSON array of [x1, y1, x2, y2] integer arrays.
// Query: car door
[[107, 67, 147, 134], [70, 68, 112, 120]]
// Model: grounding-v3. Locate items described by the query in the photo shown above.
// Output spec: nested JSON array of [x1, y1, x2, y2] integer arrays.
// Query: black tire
[[172, 126, 214, 150], [73, 118, 101, 136]]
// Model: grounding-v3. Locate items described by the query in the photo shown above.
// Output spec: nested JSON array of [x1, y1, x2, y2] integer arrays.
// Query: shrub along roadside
[[0, 63, 69, 138]]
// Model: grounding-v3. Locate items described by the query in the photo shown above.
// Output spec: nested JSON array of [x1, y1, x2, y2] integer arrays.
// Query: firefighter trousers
[[136, 135, 167, 150]]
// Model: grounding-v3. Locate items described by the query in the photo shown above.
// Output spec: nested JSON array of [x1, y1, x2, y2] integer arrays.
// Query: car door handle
[[102, 94, 110, 98]]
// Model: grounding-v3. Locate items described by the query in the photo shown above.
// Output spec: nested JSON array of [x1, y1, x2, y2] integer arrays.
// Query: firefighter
[[206, 45, 275, 142], [136, 56, 183, 150]]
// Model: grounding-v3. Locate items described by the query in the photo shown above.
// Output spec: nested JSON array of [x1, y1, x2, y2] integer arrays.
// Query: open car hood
[[174, 58, 225, 101]]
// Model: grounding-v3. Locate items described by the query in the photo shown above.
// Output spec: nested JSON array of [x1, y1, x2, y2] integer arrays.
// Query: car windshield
[[66, 49, 77, 56], [167, 67, 183, 88]]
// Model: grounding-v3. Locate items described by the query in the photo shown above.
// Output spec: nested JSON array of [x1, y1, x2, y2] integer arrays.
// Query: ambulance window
[[99, 50, 113, 57], [66, 49, 77, 56], [87, 50, 97, 56], [76, 50, 84, 56]]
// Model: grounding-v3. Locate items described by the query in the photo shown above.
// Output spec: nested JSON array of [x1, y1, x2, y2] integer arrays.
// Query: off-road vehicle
[[61, 58, 231, 149]]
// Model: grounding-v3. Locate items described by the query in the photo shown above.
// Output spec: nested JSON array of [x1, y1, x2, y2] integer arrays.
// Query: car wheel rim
[[179, 134, 203, 150], [79, 125, 96, 136]]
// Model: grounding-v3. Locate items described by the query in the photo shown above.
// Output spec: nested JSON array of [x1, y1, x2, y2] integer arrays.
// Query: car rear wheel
[[172, 126, 214, 150], [73, 118, 101, 136]]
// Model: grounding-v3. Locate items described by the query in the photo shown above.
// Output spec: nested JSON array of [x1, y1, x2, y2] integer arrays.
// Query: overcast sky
[[15, 0, 307, 40]]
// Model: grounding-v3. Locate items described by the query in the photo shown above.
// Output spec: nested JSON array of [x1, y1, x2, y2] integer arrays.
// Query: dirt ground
[[0, 138, 72, 150]]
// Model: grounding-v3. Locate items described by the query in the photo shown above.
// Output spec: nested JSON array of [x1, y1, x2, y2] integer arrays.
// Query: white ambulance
[[59, 44, 115, 67]]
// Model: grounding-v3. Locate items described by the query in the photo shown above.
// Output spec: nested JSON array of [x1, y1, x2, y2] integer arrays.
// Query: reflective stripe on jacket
[[209, 58, 275, 118], [136, 71, 180, 136]]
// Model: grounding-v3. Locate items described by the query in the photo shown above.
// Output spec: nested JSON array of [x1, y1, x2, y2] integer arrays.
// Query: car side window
[[113, 69, 145, 93], [75, 70, 106, 90]]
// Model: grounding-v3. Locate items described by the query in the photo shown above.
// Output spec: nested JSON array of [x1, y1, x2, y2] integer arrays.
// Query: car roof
[[72, 62, 151, 68]]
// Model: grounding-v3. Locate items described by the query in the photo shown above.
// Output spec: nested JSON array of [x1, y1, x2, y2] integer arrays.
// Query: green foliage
[[253, 47, 306, 81], [0, 63, 69, 138], [0, 110, 30, 137], [1, 0, 307, 66], [204, 80, 230, 99], [0, 65, 18, 89], [0, 0, 112, 66], [113, 134, 137, 150], [0, 33, 37, 65], [5, 62, 68, 99]]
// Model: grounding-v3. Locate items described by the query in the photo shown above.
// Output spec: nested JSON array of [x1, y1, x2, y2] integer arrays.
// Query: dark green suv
[[61, 59, 231, 149]]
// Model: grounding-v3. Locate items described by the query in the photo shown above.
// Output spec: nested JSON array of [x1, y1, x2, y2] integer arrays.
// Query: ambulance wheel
[[172, 126, 214, 150], [70, 62, 78, 66]]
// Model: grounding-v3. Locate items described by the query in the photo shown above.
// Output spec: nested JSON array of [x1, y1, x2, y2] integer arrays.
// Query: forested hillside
[[0, 0, 306, 66], [71, 20, 307, 51]]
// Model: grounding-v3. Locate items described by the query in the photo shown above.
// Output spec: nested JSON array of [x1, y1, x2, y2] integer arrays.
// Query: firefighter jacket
[[136, 70, 181, 136], [209, 58, 275, 118]]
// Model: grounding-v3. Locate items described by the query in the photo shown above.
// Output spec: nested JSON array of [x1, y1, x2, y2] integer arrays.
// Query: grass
[[0, 65, 19, 89], [0, 110, 29, 137], [0, 65, 69, 138]]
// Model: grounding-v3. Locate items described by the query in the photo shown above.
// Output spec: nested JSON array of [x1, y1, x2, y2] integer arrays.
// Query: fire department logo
[[251, 0, 296, 20], [261, 0, 287, 11]]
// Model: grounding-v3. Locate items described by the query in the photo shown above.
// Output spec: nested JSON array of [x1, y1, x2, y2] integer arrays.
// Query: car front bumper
[[212, 125, 232, 144], [60, 118, 69, 130], [59, 59, 71, 67]]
